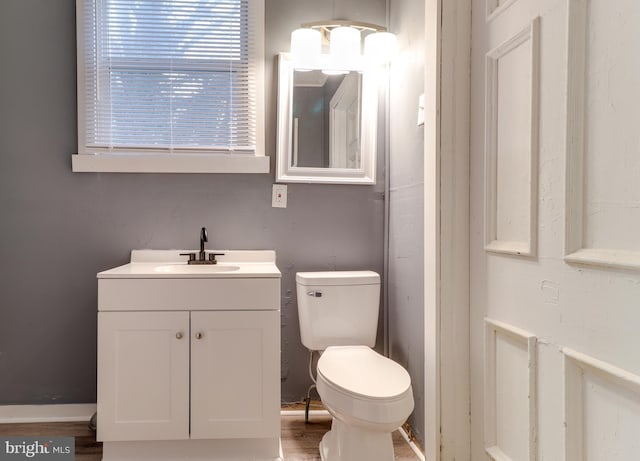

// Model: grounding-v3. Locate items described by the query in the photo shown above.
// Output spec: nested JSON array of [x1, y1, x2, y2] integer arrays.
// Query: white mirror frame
[[276, 53, 379, 184]]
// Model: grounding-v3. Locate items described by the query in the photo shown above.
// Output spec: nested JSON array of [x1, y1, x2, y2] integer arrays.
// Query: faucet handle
[[180, 252, 196, 262], [208, 252, 225, 264]]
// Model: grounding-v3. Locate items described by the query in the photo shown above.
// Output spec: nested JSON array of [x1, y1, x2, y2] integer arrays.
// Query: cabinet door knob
[[195, 332, 203, 340], [175, 332, 183, 340]]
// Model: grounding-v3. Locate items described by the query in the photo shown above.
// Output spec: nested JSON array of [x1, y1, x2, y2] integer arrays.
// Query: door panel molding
[[563, 347, 640, 461], [565, 0, 640, 270], [484, 318, 537, 461], [486, 0, 521, 23], [484, 18, 540, 257]]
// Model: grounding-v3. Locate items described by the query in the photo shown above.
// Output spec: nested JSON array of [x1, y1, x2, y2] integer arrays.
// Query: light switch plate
[[272, 184, 287, 208]]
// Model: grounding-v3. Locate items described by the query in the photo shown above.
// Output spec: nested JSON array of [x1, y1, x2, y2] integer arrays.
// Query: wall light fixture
[[290, 20, 397, 72]]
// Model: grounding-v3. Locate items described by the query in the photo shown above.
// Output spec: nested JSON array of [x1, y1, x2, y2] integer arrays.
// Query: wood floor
[[0, 413, 420, 461], [281, 412, 420, 461]]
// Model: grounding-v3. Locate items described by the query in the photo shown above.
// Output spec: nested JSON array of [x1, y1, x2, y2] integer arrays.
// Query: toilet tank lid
[[296, 271, 380, 286]]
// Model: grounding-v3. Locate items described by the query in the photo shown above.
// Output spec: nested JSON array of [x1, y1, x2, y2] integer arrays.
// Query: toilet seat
[[316, 346, 414, 428], [318, 346, 411, 400]]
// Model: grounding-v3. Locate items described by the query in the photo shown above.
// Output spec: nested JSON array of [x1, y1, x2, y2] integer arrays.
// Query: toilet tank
[[296, 271, 380, 351]]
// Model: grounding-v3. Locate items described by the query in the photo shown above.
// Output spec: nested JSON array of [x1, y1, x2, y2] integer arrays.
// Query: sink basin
[[153, 264, 240, 274]]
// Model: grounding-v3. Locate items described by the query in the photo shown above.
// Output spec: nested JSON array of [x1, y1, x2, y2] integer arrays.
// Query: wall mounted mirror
[[276, 53, 378, 184]]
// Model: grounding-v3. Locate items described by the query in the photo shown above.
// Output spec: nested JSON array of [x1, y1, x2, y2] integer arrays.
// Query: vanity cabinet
[[95, 250, 282, 460], [97, 310, 279, 442]]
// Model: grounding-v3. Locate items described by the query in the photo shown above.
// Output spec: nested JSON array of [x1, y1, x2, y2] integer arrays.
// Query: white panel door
[[190, 310, 280, 439], [97, 311, 190, 442], [329, 72, 361, 168], [470, 1, 640, 460]]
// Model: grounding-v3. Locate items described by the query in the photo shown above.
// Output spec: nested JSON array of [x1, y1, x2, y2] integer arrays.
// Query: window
[[73, 0, 267, 173]]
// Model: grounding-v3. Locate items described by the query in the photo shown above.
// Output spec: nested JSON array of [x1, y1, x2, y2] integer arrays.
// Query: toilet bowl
[[295, 271, 414, 461], [316, 346, 414, 461]]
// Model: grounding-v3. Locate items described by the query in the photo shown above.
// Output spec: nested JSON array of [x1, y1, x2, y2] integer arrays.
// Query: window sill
[[71, 153, 270, 174]]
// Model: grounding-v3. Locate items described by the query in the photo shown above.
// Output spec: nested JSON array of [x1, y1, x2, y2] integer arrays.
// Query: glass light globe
[[290, 28, 321, 70], [364, 31, 398, 64], [330, 26, 361, 69]]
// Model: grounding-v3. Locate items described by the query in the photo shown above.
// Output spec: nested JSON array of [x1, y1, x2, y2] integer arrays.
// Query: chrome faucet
[[180, 227, 225, 265]]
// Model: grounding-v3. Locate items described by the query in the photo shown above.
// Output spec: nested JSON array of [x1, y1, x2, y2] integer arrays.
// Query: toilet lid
[[317, 346, 411, 399], [296, 271, 380, 286]]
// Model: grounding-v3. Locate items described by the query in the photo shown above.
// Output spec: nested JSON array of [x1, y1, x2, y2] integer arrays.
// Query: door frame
[[424, 0, 471, 460]]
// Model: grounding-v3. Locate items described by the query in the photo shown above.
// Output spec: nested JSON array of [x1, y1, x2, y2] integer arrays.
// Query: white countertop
[[97, 250, 281, 279]]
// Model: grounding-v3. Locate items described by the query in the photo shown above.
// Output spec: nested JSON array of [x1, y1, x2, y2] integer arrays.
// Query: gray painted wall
[[0, 0, 386, 405], [389, 0, 426, 446]]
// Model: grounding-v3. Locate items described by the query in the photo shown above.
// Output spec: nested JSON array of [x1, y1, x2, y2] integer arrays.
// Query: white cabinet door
[[97, 311, 190, 442], [190, 310, 280, 439]]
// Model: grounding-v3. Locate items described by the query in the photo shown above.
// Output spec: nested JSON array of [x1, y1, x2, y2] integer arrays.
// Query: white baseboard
[[0, 404, 96, 423], [279, 409, 329, 417], [398, 426, 426, 461], [0, 406, 317, 424]]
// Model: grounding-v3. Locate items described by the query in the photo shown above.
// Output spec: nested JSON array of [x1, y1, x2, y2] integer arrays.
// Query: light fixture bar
[[289, 20, 396, 71], [300, 20, 387, 33]]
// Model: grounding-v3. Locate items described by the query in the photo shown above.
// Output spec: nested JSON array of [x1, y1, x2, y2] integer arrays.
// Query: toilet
[[296, 271, 414, 461]]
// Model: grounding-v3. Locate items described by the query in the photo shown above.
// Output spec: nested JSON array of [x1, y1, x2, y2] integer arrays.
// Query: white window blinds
[[77, 0, 263, 156]]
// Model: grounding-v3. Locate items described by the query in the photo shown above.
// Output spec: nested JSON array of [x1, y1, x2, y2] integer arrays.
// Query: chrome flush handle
[[307, 291, 322, 297]]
